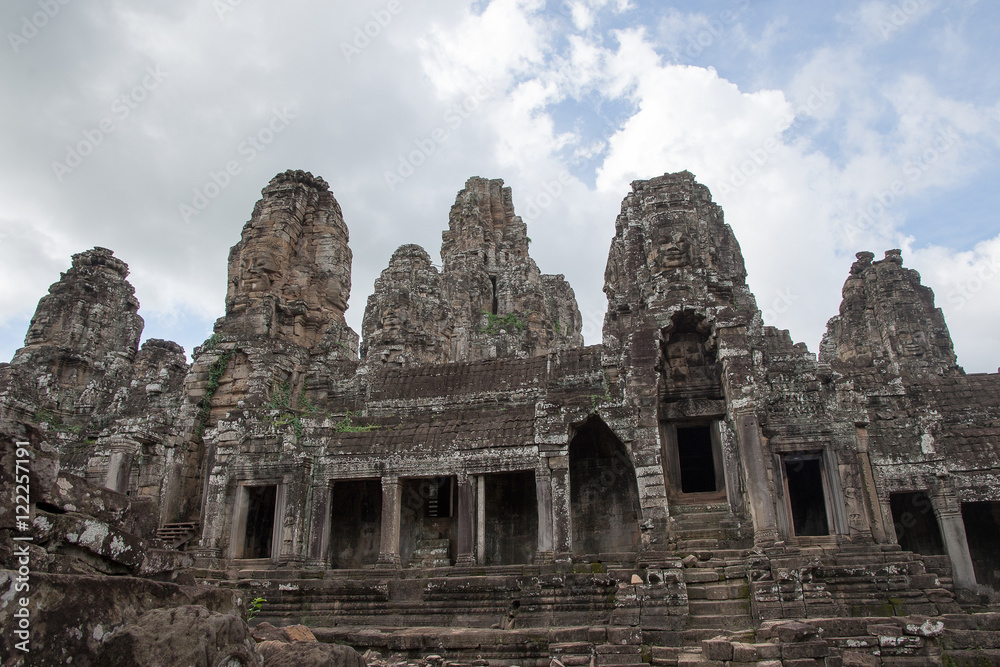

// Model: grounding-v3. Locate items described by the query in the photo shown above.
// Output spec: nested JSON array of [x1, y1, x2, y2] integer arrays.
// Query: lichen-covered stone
[[95, 604, 261, 667]]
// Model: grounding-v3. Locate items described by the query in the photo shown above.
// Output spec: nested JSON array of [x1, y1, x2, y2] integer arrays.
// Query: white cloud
[[1, 0, 998, 375]]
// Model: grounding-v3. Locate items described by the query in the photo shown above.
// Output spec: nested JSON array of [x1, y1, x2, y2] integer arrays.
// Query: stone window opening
[[781, 454, 831, 537], [426, 476, 454, 518], [889, 491, 945, 556], [489, 275, 499, 315]]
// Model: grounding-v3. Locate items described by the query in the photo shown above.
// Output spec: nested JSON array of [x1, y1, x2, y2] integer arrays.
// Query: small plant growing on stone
[[195, 349, 234, 440], [266, 381, 291, 410], [333, 409, 379, 433], [247, 596, 266, 621], [479, 311, 526, 334]]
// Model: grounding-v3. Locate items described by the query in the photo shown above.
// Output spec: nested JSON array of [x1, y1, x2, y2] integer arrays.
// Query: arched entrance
[[569, 416, 641, 556]]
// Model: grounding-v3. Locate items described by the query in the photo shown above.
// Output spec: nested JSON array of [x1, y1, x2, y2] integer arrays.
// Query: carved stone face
[[243, 250, 280, 292], [323, 274, 349, 312], [896, 330, 928, 358], [650, 231, 691, 272]]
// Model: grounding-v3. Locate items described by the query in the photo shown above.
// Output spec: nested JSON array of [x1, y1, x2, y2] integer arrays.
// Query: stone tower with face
[[220, 169, 355, 350]]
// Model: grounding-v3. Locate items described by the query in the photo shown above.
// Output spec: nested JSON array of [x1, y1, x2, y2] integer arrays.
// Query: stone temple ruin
[[3, 169, 1000, 665]]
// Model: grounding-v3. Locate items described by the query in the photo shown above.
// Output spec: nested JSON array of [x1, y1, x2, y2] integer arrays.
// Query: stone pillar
[[549, 456, 572, 559], [376, 476, 401, 568], [456, 474, 475, 565], [535, 466, 554, 563], [734, 412, 779, 544], [476, 475, 487, 564], [306, 482, 331, 564], [104, 450, 130, 493], [933, 489, 977, 588], [855, 426, 889, 543]]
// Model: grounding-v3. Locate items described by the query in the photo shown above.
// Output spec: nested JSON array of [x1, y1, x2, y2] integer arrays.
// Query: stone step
[[688, 598, 751, 614], [686, 613, 754, 631], [675, 650, 709, 667], [676, 539, 721, 551], [669, 503, 730, 514], [685, 582, 748, 600], [415, 538, 451, 549]]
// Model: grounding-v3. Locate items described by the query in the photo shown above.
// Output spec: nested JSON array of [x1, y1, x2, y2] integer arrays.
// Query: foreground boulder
[[261, 640, 366, 667], [96, 605, 261, 667]]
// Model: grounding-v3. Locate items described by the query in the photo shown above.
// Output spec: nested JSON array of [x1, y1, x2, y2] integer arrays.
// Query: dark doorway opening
[[784, 457, 830, 536], [484, 471, 537, 565], [890, 491, 944, 555], [570, 417, 641, 556], [400, 476, 457, 567], [961, 501, 1000, 590], [329, 480, 382, 569], [243, 485, 276, 559], [677, 425, 717, 493], [489, 275, 499, 315]]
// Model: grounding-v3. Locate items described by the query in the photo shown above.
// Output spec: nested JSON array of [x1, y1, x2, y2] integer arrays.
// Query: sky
[[1, 0, 999, 372]]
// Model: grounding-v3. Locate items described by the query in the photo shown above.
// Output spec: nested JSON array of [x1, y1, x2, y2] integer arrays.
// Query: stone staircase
[[408, 539, 451, 568], [667, 502, 747, 552], [155, 521, 200, 549]]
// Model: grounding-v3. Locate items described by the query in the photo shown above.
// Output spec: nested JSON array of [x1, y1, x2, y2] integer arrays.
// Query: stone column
[[855, 426, 889, 543], [104, 449, 131, 493], [456, 474, 475, 565], [734, 412, 779, 544], [549, 456, 572, 559], [306, 482, 331, 565], [535, 466, 554, 563], [933, 489, 977, 588], [376, 476, 401, 568], [476, 475, 487, 564]]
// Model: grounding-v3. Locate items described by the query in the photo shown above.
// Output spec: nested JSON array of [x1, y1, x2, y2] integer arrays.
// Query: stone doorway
[[400, 476, 457, 567], [889, 491, 945, 555], [481, 471, 537, 565], [781, 454, 831, 537], [961, 501, 1000, 590], [663, 421, 726, 500], [238, 484, 277, 559], [569, 416, 641, 556], [329, 479, 382, 569]]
